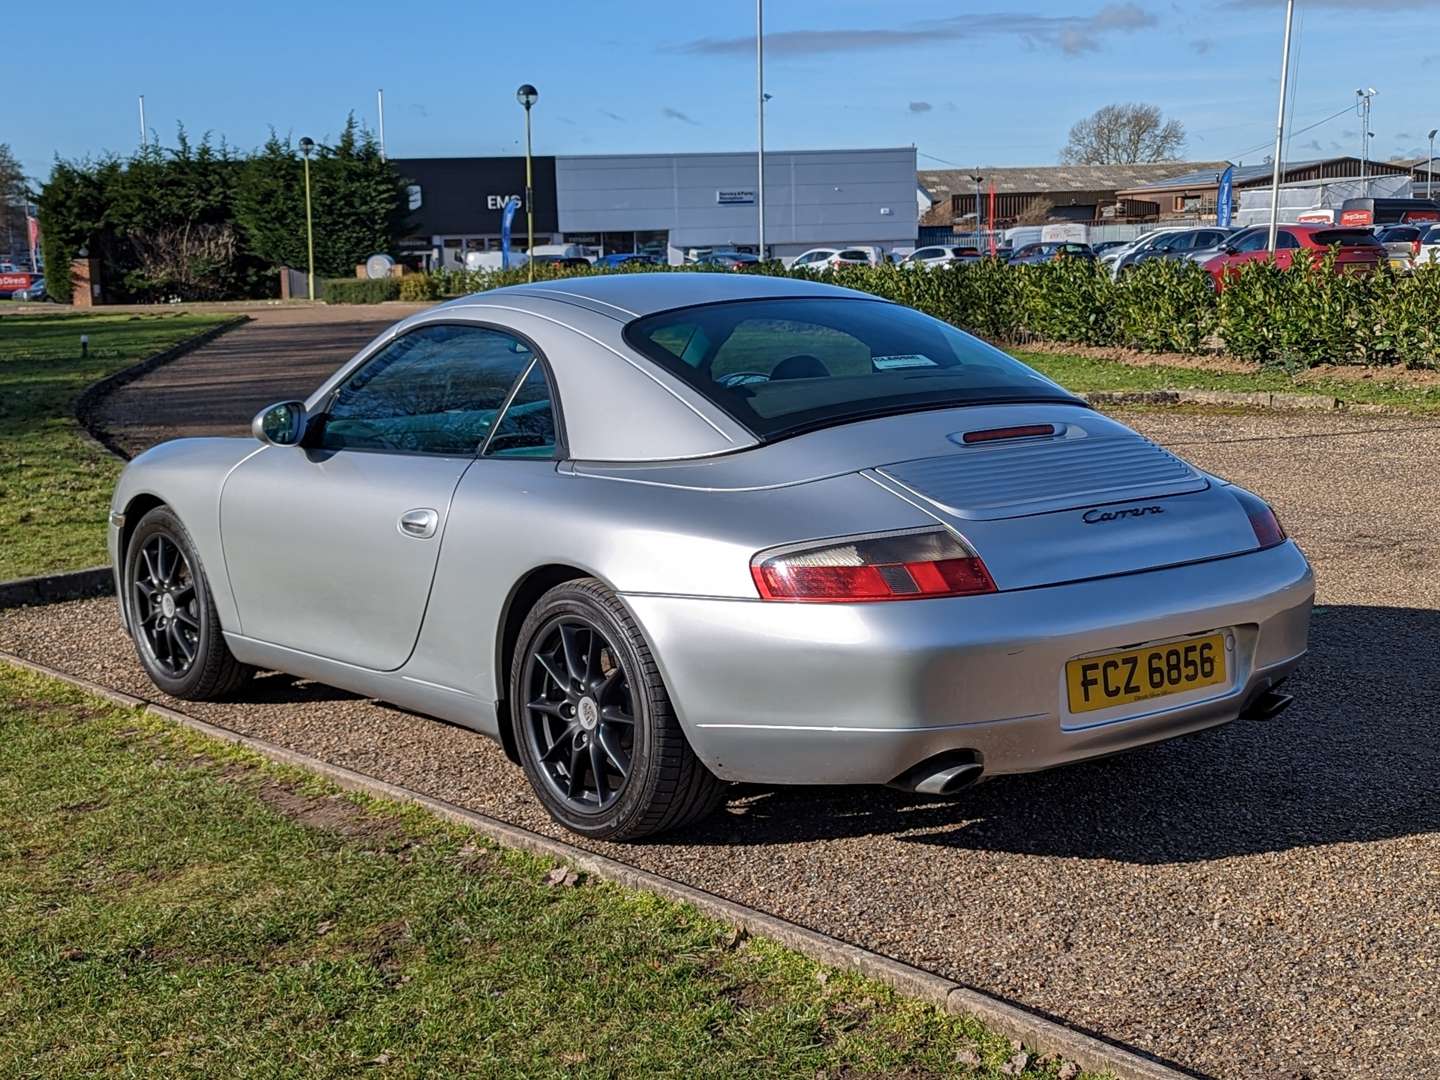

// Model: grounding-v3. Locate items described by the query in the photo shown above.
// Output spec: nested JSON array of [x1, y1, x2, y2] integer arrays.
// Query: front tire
[[511, 579, 727, 840], [124, 506, 253, 700]]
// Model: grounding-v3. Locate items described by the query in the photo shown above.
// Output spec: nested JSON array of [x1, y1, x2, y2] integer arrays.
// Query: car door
[[219, 322, 538, 671]]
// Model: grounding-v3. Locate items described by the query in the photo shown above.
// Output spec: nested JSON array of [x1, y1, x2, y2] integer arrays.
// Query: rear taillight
[[1413, 238, 1422, 257], [751, 527, 996, 602], [1231, 487, 1286, 549]]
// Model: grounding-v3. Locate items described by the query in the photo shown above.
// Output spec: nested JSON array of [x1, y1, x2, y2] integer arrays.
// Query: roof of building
[[918, 161, 1225, 200], [1117, 156, 1415, 194]]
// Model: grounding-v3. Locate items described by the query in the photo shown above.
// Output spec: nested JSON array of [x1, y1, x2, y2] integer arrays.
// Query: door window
[[1230, 230, 1268, 254], [485, 361, 560, 459], [320, 324, 536, 456]]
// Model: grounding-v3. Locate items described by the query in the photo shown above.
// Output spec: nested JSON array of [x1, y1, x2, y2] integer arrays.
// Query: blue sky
[[10, 0, 1440, 183]]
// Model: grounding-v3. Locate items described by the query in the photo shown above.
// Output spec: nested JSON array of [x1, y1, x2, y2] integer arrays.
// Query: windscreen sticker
[[872, 354, 939, 370]]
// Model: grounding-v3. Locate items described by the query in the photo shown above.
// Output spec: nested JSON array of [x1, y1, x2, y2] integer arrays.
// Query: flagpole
[[1267, 0, 1295, 255]]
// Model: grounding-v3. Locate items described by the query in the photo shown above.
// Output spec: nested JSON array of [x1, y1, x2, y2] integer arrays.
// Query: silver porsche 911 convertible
[[109, 273, 1313, 840]]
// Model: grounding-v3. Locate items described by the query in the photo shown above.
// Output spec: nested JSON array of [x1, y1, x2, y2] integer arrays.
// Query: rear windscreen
[[1312, 229, 1383, 247], [623, 297, 1079, 440]]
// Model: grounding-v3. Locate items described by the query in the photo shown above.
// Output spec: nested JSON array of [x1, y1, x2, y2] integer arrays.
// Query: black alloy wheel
[[131, 532, 200, 678], [123, 506, 253, 701], [510, 578, 727, 841], [522, 616, 635, 813]]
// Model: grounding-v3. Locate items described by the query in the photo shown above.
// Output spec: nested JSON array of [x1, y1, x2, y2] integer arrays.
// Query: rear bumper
[[623, 542, 1314, 785]]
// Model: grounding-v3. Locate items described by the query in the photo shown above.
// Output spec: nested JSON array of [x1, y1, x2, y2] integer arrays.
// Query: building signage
[[716, 189, 756, 205], [486, 194, 522, 210]]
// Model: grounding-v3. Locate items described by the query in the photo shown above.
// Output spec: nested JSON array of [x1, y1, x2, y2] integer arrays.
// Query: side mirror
[[252, 400, 308, 446]]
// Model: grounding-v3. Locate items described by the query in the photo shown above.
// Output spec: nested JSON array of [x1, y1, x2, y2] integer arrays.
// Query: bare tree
[[1061, 104, 1186, 165], [0, 144, 30, 260]]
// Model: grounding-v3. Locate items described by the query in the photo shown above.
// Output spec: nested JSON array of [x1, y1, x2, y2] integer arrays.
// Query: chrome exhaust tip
[[1242, 689, 1294, 721], [913, 761, 985, 796], [889, 751, 984, 795]]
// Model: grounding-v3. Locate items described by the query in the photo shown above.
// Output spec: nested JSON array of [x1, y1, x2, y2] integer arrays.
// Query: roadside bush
[[320, 277, 400, 304], [1013, 258, 1117, 345], [397, 273, 443, 302], [1370, 264, 1440, 369], [338, 254, 1440, 370], [1113, 258, 1216, 353]]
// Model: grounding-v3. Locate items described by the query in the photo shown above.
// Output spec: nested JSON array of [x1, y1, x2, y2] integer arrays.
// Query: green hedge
[[394, 257, 1440, 370], [319, 277, 400, 304]]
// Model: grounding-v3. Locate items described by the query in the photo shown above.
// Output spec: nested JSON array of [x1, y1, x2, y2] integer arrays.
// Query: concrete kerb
[[1083, 388, 1340, 411], [0, 566, 114, 609], [0, 648, 1197, 1080]]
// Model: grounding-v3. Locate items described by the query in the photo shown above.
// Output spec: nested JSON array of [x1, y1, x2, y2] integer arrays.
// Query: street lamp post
[[516, 84, 539, 283], [1266, 0, 1295, 255], [1429, 129, 1437, 198], [1355, 88, 1377, 182], [756, 0, 766, 261], [969, 172, 984, 248], [299, 137, 316, 301]]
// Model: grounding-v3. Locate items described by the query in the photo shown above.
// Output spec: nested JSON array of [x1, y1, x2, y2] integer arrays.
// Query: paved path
[[10, 310, 1440, 1078], [92, 305, 429, 458]]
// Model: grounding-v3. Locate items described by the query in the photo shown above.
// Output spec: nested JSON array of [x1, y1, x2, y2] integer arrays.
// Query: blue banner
[[500, 196, 521, 270], [1216, 166, 1234, 228]]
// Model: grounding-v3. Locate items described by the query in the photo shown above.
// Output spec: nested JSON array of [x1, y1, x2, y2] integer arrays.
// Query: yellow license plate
[[1065, 633, 1227, 714]]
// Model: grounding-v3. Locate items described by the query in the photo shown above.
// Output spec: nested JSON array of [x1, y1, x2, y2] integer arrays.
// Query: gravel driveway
[[5, 310, 1439, 1079]]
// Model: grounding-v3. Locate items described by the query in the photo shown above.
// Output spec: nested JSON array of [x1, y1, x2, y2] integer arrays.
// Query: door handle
[[398, 508, 439, 539]]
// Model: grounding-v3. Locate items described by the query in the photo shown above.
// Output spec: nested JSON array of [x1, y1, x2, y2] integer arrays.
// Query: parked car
[[108, 272, 1313, 841], [1200, 224, 1385, 288], [697, 251, 761, 271], [790, 246, 884, 272], [1411, 223, 1440, 268], [594, 253, 663, 269], [1372, 224, 1428, 270], [1100, 227, 1191, 274], [1115, 228, 1235, 274], [1090, 240, 1128, 258], [901, 246, 982, 269], [1007, 242, 1096, 266], [529, 255, 592, 269], [10, 276, 46, 301]]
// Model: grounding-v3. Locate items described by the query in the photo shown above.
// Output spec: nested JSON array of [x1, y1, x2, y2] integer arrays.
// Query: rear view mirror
[[252, 401, 308, 446]]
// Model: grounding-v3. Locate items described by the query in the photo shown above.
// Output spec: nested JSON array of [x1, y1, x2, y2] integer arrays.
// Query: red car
[[1201, 224, 1384, 288]]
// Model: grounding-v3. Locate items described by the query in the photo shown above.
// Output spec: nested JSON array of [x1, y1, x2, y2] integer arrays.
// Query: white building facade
[[554, 148, 918, 263]]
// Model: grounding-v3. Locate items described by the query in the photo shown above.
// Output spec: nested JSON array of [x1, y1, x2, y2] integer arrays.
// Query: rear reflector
[[1230, 487, 1287, 549], [752, 527, 996, 602], [961, 424, 1056, 444]]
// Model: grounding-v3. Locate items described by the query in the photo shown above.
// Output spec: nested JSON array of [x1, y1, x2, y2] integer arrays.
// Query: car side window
[[485, 361, 560, 459], [1276, 232, 1300, 250], [320, 324, 535, 456], [1232, 231, 1268, 254]]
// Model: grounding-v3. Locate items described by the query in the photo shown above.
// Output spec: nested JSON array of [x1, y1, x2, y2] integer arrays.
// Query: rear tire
[[123, 506, 253, 700], [510, 578, 727, 840]]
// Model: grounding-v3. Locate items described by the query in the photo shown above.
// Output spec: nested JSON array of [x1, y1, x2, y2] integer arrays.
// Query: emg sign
[[486, 194, 522, 210]]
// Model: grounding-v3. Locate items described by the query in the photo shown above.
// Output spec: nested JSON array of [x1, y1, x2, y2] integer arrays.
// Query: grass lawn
[[0, 312, 232, 581], [0, 664, 1095, 1080], [1018, 350, 1440, 414]]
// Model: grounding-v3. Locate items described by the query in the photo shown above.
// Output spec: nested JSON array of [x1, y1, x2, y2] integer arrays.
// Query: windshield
[[623, 297, 1079, 440]]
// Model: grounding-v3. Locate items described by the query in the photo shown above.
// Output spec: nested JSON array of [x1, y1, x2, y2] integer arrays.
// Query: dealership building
[[392, 147, 918, 266]]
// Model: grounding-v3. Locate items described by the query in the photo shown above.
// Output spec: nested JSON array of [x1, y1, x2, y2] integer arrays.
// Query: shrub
[[1013, 258, 1117, 345], [1114, 258, 1216, 353], [1370, 264, 1440, 369], [397, 273, 443, 302], [319, 277, 400, 304]]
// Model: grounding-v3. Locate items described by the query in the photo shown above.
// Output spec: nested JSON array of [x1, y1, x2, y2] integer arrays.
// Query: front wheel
[[124, 506, 254, 700], [511, 579, 727, 840]]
